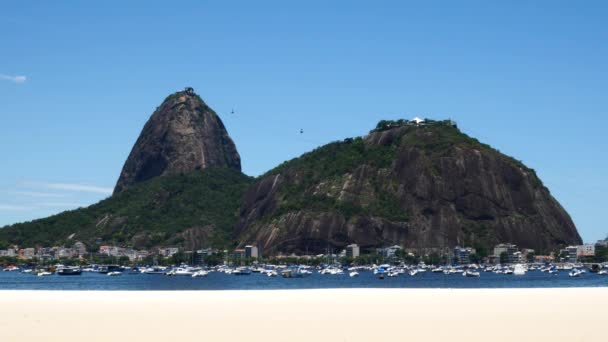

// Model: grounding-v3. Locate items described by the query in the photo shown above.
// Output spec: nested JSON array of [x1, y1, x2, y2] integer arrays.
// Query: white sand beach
[[0, 288, 606, 342]]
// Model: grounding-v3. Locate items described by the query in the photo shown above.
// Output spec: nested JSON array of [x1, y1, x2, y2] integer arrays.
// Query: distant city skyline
[[1, 1, 607, 242]]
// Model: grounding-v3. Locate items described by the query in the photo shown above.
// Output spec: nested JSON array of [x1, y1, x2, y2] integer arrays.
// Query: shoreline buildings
[[2, 238, 606, 265]]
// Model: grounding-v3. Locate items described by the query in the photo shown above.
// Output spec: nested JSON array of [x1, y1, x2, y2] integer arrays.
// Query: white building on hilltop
[[412, 117, 424, 125]]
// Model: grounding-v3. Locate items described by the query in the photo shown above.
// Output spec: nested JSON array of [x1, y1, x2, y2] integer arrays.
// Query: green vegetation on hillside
[[0, 168, 253, 249], [269, 136, 398, 180], [255, 119, 547, 226], [261, 132, 407, 222]]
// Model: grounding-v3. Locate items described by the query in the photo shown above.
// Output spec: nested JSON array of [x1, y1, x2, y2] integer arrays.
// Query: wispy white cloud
[[0, 74, 27, 83], [44, 182, 112, 195], [0, 204, 31, 211], [10, 191, 68, 198]]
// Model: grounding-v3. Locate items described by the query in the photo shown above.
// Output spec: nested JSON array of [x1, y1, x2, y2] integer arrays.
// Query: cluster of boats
[[2, 265, 84, 277], [3, 262, 607, 279], [368, 265, 481, 278]]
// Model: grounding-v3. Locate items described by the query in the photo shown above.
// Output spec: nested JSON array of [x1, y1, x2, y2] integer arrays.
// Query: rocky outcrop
[[114, 88, 241, 194], [0, 109, 582, 254], [235, 122, 581, 254]]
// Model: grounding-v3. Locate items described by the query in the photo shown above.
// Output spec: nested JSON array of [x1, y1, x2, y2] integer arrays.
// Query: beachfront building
[[73, 241, 87, 257], [18, 248, 36, 260], [559, 246, 578, 263], [35, 247, 52, 260], [57, 248, 74, 259], [521, 249, 535, 262], [453, 246, 473, 265], [137, 250, 149, 260], [197, 248, 217, 257], [346, 244, 360, 258], [123, 249, 138, 262], [576, 244, 595, 257], [233, 249, 246, 259], [566, 246, 578, 262], [377, 245, 403, 258], [534, 255, 555, 263], [493, 243, 518, 264], [513, 251, 525, 263], [159, 247, 180, 258], [0, 248, 16, 257], [99, 245, 114, 256], [245, 245, 259, 258]]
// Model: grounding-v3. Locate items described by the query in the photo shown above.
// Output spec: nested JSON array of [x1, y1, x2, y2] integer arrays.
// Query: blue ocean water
[[1, 270, 607, 290]]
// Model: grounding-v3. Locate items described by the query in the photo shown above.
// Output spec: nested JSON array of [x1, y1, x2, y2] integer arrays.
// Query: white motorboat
[[192, 270, 209, 278], [349, 271, 359, 277], [320, 267, 343, 275], [3, 266, 19, 272], [598, 270, 608, 275], [251, 266, 264, 273], [463, 270, 480, 277], [409, 269, 418, 276], [513, 264, 527, 276], [232, 267, 252, 275], [37, 271, 52, 277], [281, 266, 311, 278], [141, 266, 167, 275], [569, 269, 583, 278], [167, 267, 195, 276], [107, 271, 122, 276]]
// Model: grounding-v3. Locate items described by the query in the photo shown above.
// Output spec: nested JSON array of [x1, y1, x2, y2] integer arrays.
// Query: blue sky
[[0, 1, 606, 242]]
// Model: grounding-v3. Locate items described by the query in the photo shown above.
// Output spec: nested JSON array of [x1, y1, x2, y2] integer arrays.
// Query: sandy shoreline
[[1, 288, 606, 342]]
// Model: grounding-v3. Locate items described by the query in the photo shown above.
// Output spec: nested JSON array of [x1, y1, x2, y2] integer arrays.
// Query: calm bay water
[[1, 270, 607, 290]]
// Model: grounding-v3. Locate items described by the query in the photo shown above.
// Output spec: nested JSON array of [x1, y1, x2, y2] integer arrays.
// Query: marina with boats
[[2, 261, 607, 290]]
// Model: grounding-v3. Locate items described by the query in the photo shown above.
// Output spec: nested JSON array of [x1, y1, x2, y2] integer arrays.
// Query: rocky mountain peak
[[113, 88, 241, 194], [235, 119, 581, 254]]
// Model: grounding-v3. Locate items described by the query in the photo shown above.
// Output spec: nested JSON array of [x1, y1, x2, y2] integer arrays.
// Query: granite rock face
[[114, 89, 241, 194], [235, 122, 582, 254], [1, 107, 582, 255]]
